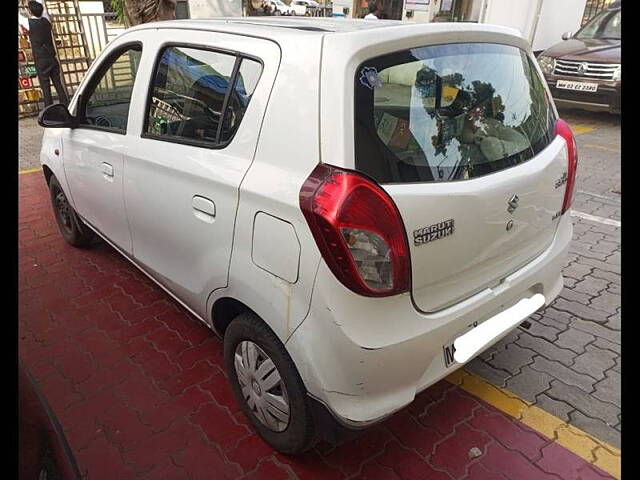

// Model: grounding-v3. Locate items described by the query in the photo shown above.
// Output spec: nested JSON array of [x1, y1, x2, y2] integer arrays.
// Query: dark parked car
[[19, 362, 82, 480], [537, 1, 620, 114]]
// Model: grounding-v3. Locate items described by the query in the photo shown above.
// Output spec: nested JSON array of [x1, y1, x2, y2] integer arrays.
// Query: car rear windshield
[[354, 43, 556, 184]]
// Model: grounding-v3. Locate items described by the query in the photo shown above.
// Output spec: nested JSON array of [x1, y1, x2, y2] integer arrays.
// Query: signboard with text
[[405, 0, 429, 10], [19, 77, 32, 89]]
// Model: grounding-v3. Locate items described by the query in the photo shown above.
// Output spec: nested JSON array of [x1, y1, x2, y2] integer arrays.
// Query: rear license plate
[[443, 321, 479, 368], [556, 80, 598, 92], [443, 341, 457, 368]]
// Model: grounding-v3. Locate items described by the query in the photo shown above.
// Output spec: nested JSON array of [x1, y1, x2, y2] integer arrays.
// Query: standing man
[[364, 1, 379, 19], [19, 1, 69, 108]]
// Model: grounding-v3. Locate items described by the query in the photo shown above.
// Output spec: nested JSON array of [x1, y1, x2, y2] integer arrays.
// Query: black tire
[[48, 175, 94, 248], [224, 312, 315, 454], [39, 446, 62, 480]]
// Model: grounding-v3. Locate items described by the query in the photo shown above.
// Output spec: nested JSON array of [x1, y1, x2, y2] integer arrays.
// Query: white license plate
[[443, 321, 479, 368], [556, 80, 598, 92], [443, 341, 458, 368]]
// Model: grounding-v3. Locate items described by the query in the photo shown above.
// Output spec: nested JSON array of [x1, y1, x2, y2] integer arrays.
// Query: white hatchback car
[[38, 18, 575, 454], [290, 1, 308, 15], [270, 0, 297, 15]]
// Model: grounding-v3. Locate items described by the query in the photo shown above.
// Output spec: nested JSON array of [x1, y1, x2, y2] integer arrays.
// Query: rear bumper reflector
[[453, 293, 545, 364]]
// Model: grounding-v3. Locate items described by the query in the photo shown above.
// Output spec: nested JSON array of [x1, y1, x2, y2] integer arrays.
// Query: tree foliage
[[110, 0, 126, 23], [110, 0, 177, 26]]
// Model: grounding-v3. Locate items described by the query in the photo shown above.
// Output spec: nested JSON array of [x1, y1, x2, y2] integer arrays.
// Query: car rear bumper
[[286, 213, 572, 427], [545, 75, 620, 114]]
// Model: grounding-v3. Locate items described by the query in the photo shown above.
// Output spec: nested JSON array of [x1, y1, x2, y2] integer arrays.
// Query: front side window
[[145, 46, 262, 147], [80, 45, 142, 132], [354, 43, 556, 183]]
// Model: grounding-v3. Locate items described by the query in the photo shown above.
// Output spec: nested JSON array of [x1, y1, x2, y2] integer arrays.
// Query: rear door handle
[[192, 195, 216, 222], [101, 162, 114, 178]]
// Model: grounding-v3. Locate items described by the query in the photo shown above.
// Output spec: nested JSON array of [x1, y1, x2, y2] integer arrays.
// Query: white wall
[[332, 0, 351, 16], [532, 0, 586, 51], [468, 0, 482, 21], [481, 0, 539, 39], [189, 0, 243, 18], [78, 0, 104, 14], [403, 0, 440, 22], [480, 0, 587, 51]]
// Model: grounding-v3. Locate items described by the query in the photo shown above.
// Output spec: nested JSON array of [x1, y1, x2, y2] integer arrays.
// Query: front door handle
[[192, 195, 216, 222], [101, 162, 114, 178]]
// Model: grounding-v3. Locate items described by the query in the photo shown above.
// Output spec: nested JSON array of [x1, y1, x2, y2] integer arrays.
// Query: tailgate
[[385, 137, 567, 312], [351, 41, 567, 312]]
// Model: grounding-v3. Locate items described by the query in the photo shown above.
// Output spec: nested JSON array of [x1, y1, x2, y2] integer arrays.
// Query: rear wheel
[[48, 176, 94, 247], [224, 312, 315, 454]]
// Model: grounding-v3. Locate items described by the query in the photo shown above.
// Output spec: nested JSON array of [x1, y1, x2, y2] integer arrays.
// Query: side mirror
[[38, 104, 76, 128], [561, 31, 573, 40]]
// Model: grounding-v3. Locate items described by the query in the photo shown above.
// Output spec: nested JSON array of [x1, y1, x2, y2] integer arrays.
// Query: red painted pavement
[[19, 172, 613, 479]]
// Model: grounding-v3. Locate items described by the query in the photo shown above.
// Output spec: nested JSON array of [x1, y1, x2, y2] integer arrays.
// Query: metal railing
[[581, 0, 615, 26], [308, 6, 333, 17], [249, 5, 333, 17], [18, 0, 93, 117], [81, 12, 125, 61]]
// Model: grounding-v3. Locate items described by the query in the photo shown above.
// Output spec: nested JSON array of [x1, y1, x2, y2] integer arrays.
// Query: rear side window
[[354, 43, 556, 183], [145, 46, 262, 148], [219, 58, 262, 143]]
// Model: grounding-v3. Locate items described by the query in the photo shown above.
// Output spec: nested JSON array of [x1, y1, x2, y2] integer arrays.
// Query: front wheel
[[224, 312, 315, 454], [48, 175, 94, 247]]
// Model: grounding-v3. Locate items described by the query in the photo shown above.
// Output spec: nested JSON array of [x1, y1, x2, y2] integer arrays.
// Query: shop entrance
[[433, 0, 480, 22]]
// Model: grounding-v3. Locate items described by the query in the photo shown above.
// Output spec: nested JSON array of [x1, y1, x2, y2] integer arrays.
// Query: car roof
[[129, 18, 523, 48], [132, 17, 423, 36]]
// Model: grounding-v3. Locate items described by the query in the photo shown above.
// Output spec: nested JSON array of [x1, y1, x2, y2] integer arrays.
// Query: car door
[[61, 42, 144, 253], [122, 30, 280, 319]]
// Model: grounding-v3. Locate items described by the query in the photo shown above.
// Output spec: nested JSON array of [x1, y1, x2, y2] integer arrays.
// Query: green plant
[[110, 0, 126, 23]]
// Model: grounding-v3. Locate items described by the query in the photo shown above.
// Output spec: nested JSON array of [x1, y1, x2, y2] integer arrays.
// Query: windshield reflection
[[356, 43, 555, 183], [576, 9, 621, 41]]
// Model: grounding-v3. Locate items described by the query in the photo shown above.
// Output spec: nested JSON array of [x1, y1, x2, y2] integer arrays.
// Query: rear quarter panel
[[208, 33, 324, 342]]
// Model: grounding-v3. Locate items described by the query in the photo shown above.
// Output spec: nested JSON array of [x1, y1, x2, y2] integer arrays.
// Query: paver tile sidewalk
[[19, 171, 613, 479]]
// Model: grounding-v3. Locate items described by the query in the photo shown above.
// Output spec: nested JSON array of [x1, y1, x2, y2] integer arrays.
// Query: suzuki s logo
[[577, 63, 588, 76], [507, 194, 520, 214]]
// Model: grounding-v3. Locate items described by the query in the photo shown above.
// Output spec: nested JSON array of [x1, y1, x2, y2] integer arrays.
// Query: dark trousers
[[35, 57, 69, 107]]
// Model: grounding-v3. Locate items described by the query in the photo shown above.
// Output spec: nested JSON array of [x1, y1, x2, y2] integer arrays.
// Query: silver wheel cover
[[234, 340, 290, 432]]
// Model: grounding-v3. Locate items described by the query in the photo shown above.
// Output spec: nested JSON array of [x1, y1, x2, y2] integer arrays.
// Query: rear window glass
[[354, 43, 556, 183]]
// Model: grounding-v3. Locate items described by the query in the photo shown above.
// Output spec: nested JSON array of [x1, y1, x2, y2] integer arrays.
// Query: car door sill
[[78, 215, 216, 335]]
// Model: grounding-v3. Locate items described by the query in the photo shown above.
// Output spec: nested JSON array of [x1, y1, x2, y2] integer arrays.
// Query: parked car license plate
[[443, 341, 458, 368], [556, 80, 598, 92], [443, 321, 479, 368]]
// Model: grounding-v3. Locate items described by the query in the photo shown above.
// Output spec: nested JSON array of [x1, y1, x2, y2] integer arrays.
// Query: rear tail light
[[300, 164, 410, 297], [554, 119, 578, 214]]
